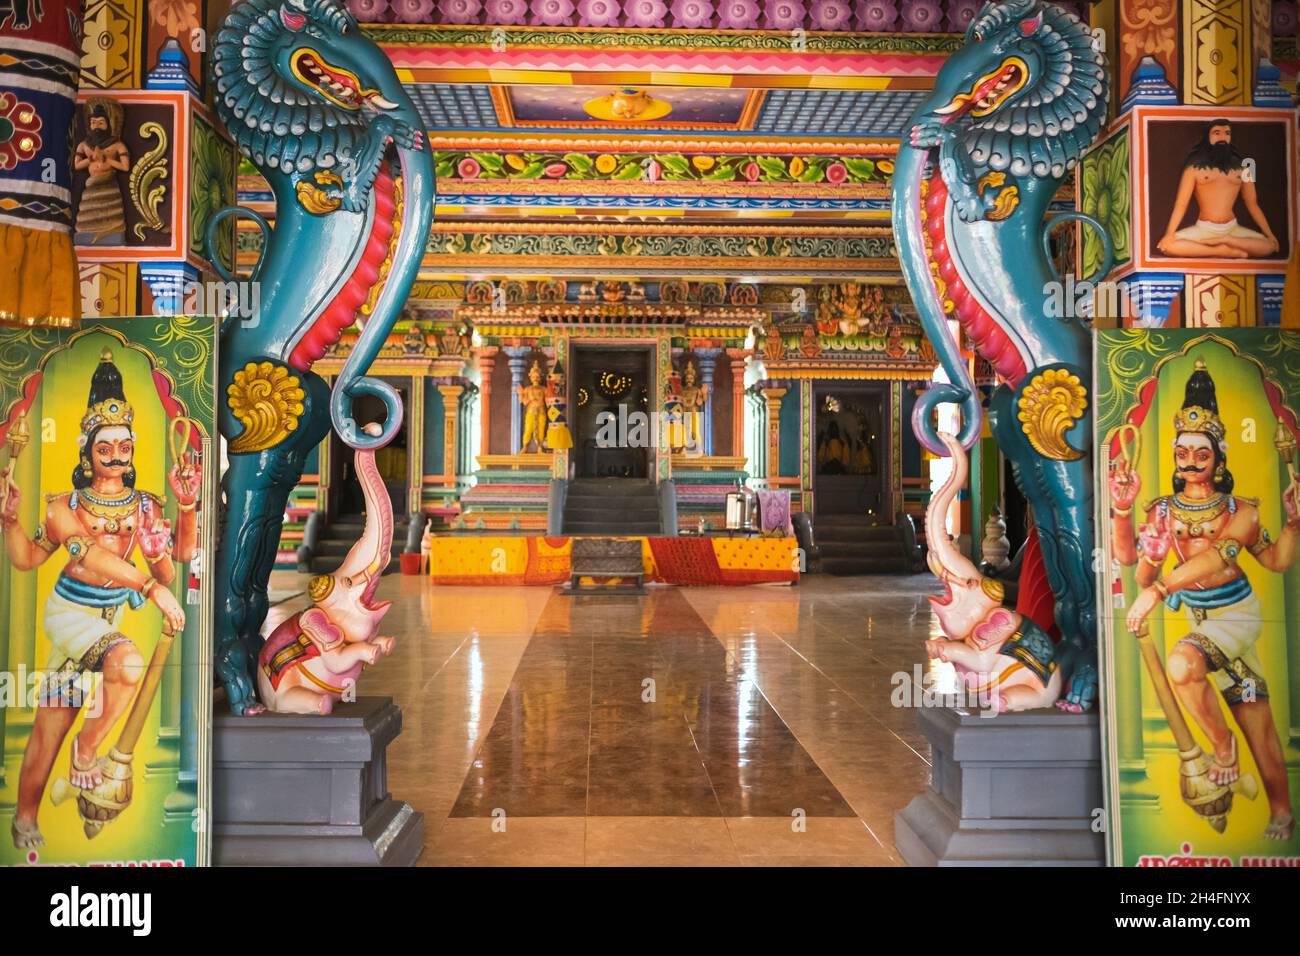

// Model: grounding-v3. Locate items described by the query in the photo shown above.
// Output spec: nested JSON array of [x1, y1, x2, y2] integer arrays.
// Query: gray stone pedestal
[[895, 707, 1105, 866], [213, 697, 424, 866]]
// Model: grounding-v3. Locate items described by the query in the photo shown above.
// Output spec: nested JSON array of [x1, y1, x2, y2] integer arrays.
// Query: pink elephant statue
[[257, 425, 396, 714], [924, 431, 1061, 713]]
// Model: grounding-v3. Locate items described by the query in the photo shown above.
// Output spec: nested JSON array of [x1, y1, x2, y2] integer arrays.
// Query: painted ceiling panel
[[756, 88, 929, 136], [409, 84, 499, 129], [407, 82, 928, 136]]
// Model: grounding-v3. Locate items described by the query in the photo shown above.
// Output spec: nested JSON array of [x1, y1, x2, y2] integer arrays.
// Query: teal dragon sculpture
[[892, 0, 1113, 711], [206, 0, 433, 714]]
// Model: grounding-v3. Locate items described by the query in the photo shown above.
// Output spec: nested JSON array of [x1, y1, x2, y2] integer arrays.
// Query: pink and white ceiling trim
[[348, 0, 1087, 32]]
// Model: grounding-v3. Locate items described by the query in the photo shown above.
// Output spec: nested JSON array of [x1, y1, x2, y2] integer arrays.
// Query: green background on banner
[[1096, 329, 1300, 867], [0, 318, 216, 867]]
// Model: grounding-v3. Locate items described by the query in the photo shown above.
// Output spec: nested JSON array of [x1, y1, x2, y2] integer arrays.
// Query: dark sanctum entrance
[[812, 385, 889, 519], [570, 345, 654, 479], [329, 379, 409, 517]]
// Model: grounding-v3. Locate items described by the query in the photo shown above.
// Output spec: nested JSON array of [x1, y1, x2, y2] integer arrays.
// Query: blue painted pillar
[[503, 345, 531, 454], [695, 348, 720, 456]]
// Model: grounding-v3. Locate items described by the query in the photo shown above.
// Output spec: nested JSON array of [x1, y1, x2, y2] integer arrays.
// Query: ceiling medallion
[[583, 88, 673, 122]]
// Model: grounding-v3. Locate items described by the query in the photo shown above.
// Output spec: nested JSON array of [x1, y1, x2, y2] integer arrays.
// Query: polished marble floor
[[267, 571, 946, 866]]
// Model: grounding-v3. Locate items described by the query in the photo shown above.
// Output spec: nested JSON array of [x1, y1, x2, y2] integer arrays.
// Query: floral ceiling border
[[237, 222, 897, 268], [437, 148, 892, 183], [427, 136, 901, 155], [422, 222, 896, 262]]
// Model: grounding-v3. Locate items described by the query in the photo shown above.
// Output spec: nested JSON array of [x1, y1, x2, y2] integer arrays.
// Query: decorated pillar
[[439, 384, 464, 482], [475, 347, 497, 459], [1082, 0, 1293, 329], [727, 348, 751, 460], [408, 376, 425, 514], [694, 348, 720, 455], [761, 385, 786, 482], [503, 345, 531, 454], [459, 388, 476, 477], [550, 334, 570, 481]]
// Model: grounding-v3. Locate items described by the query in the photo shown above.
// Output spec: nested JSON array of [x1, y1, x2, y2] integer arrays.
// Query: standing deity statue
[[1113, 360, 1299, 840], [1, 349, 199, 848], [544, 362, 572, 451], [518, 360, 549, 453], [663, 369, 685, 452], [679, 361, 708, 454]]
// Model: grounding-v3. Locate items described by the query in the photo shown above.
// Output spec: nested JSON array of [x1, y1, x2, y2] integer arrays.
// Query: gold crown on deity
[[1173, 404, 1224, 442], [79, 348, 134, 435]]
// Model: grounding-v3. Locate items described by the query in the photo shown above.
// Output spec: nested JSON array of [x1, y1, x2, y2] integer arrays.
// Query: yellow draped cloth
[[0, 224, 80, 328]]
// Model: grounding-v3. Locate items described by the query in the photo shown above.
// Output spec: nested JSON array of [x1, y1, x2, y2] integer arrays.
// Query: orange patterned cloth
[[429, 535, 799, 586]]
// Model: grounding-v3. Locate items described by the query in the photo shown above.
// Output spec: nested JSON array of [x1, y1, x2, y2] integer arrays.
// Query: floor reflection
[[267, 570, 943, 865]]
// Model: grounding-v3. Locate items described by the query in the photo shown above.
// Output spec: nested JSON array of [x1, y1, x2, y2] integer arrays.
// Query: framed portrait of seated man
[[1127, 106, 1297, 275]]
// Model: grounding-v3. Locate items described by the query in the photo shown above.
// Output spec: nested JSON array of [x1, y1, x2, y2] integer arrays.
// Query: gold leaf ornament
[[295, 170, 344, 215], [227, 361, 306, 453], [1017, 368, 1087, 461], [977, 171, 1020, 221], [129, 121, 168, 240]]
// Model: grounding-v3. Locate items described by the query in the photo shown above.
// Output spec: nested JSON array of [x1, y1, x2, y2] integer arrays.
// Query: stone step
[[564, 504, 659, 514], [315, 539, 408, 557], [814, 523, 902, 544], [816, 539, 907, 558], [563, 522, 662, 535], [566, 489, 660, 504], [815, 512, 885, 523], [568, 479, 656, 489], [820, 556, 914, 575]]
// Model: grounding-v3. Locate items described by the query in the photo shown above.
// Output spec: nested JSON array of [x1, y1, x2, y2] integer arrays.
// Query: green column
[[1105, 429, 1164, 816], [5, 386, 43, 755]]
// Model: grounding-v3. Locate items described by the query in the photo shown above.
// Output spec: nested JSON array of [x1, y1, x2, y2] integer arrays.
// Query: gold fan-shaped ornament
[[1017, 368, 1087, 461], [227, 361, 306, 453], [296, 170, 344, 215]]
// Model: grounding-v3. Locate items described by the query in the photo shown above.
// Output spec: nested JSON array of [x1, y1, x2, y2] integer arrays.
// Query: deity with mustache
[[1157, 118, 1280, 259], [1, 348, 199, 849], [1111, 360, 1299, 841]]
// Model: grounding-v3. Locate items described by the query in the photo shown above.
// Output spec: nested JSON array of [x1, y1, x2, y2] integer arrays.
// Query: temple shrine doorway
[[812, 385, 889, 520], [570, 344, 654, 480], [329, 379, 410, 518]]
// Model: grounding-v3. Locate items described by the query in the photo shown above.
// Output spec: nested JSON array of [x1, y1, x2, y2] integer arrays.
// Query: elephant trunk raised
[[256, 424, 396, 715], [923, 432, 1062, 713]]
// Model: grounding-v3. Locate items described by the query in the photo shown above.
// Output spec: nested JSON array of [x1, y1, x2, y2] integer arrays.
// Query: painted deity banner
[[0, 318, 217, 866], [1096, 329, 1300, 867]]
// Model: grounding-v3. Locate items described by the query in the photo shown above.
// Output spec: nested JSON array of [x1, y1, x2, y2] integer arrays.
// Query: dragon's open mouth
[[290, 48, 398, 111], [932, 57, 1027, 120]]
